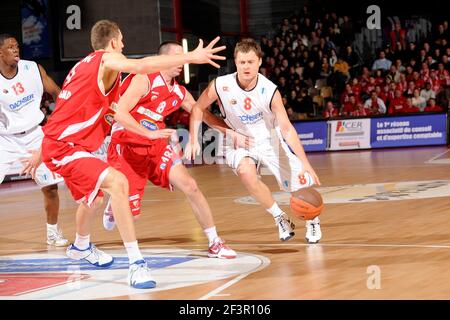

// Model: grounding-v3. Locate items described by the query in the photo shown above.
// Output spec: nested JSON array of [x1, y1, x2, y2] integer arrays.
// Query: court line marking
[[198, 253, 270, 301], [4, 242, 450, 254], [425, 149, 450, 164], [2, 243, 448, 299]]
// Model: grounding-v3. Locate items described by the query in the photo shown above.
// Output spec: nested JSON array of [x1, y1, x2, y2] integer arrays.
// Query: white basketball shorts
[[0, 126, 64, 187]]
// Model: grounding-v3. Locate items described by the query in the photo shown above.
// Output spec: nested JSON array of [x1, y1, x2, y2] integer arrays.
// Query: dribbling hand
[[301, 163, 321, 186]]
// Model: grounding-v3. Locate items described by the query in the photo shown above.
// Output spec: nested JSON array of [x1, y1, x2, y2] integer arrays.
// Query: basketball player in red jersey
[[103, 41, 236, 259], [40, 20, 226, 289]]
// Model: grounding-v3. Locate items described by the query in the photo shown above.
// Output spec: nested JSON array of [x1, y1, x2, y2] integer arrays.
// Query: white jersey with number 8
[[215, 72, 278, 143], [214, 72, 312, 192]]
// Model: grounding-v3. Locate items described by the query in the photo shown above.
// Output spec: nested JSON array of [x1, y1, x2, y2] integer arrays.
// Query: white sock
[[266, 202, 284, 218], [124, 241, 144, 264], [47, 223, 58, 233], [74, 233, 90, 250], [204, 226, 218, 245]]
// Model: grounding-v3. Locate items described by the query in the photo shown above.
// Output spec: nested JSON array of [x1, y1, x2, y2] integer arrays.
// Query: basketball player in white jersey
[[186, 38, 322, 243], [0, 34, 68, 246]]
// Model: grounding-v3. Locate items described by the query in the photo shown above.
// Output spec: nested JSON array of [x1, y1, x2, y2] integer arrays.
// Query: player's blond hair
[[90, 20, 120, 50], [234, 38, 262, 59]]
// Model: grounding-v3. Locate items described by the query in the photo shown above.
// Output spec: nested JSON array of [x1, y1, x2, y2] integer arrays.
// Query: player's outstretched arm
[[184, 81, 218, 160], [271, 90, 321, 185], [38, 64, 61, 101], [103, 37, 226, 74], [182, 91, 229, 133], [114, 74, 175, 140]]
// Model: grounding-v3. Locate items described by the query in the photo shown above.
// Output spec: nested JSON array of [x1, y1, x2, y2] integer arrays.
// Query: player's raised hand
[[189, 37, 226, 68], [147, 128, 176, 140]]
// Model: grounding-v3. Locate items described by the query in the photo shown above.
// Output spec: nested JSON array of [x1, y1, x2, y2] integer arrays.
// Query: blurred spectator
[[277, 76, 290, 97], [297, 88, 315, 116], [329, 49, 338, 67], [388, 89, 407, 114], [319, 57, 332, 79], [412, 71, 425, 89], [418, 49, 427, 64], [403, 97, 420, 113], [437, 63, 450, 86], [302, 60, 320, 86], [390, 22, 407, 51], [442, 55, 450, 71], [351, 102, 370, 117], [341, 15, 354, 44], [340, 94, 358, 116], [387, 64, 401, 82], [364, 90, 386, 115], [372, 51, 392, 71], [412, 88, 427, 111], [395, 59, 406, 73], [426, 55, 438, 69], [404, 42, 418, 63], [331, 57, 350, 93], [343, 45, 360, 77], [287, 88, 314, 120], [405, 80, 416, 96], [420, 82, 436, 101], [424, 98, 444, 112], [322, 100, 339, 118]]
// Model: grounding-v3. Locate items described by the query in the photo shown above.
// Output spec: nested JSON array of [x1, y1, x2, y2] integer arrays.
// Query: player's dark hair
[[0, 34, 15, 47]]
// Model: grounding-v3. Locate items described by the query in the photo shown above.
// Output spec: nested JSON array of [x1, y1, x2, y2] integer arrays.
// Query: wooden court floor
[[1, 145, 450, 299]]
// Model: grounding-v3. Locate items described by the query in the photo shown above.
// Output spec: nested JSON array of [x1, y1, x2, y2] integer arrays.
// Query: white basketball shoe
[[275, 213, 295, 241], [66, 243, 114, 267], [47, 228, 69, 247], [128, 259, 157, 289], [305, 216, 322, 244], [208, 237, 237, 259]]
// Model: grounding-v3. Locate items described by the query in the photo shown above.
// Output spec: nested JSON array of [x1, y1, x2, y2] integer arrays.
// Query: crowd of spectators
[[259, 5, 450, 121]]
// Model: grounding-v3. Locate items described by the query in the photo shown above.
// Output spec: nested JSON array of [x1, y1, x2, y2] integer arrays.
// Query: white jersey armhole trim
[[214, 77, 227, 119]]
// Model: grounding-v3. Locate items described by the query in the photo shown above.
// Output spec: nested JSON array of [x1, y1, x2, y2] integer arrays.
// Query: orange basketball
[[290, 187, 323, 220]]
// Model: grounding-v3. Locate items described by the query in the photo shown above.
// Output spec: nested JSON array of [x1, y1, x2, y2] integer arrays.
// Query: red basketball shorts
[[41, 137, 109, 206], [107, 138, 181, 216]]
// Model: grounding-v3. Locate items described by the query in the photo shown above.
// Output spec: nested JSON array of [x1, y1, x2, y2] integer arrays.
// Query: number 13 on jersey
[[12, 82, 25, 95]]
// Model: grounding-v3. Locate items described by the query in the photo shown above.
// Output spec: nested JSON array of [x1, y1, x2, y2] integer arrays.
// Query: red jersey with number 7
[[43, 51, 121, 151]]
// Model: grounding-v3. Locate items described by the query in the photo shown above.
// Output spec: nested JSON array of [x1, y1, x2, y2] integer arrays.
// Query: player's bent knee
[[104, 168, 129, 193], [91, 196, 104, 210], [41, 184, 59, 199], [184, 177, 199, 195], [237, 164, 257, 184]]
